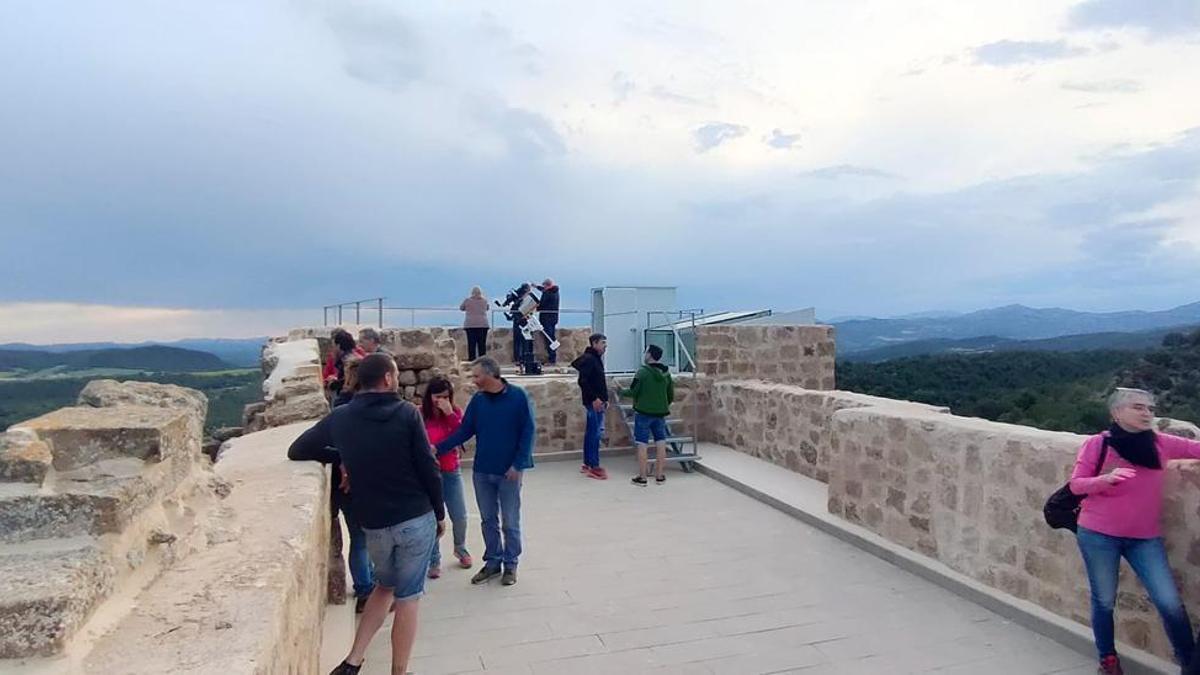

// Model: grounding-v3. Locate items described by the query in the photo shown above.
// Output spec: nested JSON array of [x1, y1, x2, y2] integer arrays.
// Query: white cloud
[[0, 304, 315, 343]]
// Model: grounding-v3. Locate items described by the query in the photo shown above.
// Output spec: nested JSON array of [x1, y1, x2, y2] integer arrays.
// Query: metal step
[[639, 454, 701, 463]]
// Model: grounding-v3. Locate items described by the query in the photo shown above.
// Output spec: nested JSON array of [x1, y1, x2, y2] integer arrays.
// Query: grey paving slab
[[321, 458, 1092, 675]]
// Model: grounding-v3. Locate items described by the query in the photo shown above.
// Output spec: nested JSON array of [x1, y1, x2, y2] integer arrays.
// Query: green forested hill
[[0, 345, 228, 373]]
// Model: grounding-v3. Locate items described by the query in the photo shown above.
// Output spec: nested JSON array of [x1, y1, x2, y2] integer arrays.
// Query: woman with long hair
[[323, 328, 365, 397], [460, 286, 490, 361], [1070, 388, 1200, 673], [421, 376, 472, 577]]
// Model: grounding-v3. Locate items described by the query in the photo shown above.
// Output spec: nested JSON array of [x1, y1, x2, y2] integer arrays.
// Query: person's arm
[[407, 407, 445, 521], [1069, 436, 1116, 495], [436, 397, 476, 454], [620, 374, 641, 399], [1159, 433, 1200, 461], [513, 391, 536, 471], [287, 416, 339, 464]]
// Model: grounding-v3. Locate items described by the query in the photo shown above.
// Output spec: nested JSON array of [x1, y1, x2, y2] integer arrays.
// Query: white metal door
[[601, 288, 640, 373]]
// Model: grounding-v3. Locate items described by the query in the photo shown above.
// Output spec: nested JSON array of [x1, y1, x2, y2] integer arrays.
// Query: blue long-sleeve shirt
[[436, 380, 536, 475]]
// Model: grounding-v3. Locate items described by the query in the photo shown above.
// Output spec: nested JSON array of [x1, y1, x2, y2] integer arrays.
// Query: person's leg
[[652, 417, 668, 481], [633, 413, 649, 480], [442, 469, 470, 560], [343, 525, 401, 667], [474, 472, 502, 571], [342, 509, 376, 598], [386, 512, 437, 674], [480, 327, 489, 356], [466, 329, 478, 361], [583, 406, 603, 469], [498, 474, 523, 571], [1125, 537, 1195, 664], [390, 598, 421, 674], [1076, 527, 1122, 660]]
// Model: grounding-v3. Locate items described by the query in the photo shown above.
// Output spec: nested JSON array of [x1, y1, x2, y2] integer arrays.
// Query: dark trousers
[[465, 327, 488, 361], [542, 321, 558, 364], [512, 324, 529, 364]]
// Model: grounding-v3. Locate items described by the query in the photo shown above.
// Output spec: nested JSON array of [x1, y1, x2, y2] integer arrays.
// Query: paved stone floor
[[321, 458, 1095, 675]]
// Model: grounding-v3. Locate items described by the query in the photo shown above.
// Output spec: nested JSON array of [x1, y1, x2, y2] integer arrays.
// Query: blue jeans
[[1077, 526, 1195, 663], [340, 505, 375, 598], [473, 471, 522, 570], [542, 322, 557, 363], [583, 405, 605, 468], [364, 511, 438, 601], [430, 469, 469, 567]]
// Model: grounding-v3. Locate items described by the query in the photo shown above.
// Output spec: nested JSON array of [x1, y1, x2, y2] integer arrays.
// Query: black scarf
[[1107, 423, 1161, 469]]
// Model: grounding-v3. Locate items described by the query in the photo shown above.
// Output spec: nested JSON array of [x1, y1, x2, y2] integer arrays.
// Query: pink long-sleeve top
[[1070, 432, 1200, 539]]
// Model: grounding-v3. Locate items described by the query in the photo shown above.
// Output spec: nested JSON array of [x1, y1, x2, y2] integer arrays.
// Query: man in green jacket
[[619, 344, 674, 486]]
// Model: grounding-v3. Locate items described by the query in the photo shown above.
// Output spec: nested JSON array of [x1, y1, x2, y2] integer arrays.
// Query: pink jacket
[[1070, 432, 1200, 539]]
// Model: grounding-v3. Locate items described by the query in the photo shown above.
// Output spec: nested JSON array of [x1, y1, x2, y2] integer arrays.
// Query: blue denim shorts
[[634, 413, 668, 444], [364, 511, 437, 601]]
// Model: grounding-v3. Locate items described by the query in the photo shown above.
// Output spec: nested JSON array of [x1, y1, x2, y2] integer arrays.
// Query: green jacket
[[620, 363, 674, 416]]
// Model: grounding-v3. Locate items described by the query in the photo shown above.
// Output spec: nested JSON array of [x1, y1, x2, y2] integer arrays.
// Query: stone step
[[0, 429, 52, 485], [0, 537, 112, 659], [0, 462, 149, 545]]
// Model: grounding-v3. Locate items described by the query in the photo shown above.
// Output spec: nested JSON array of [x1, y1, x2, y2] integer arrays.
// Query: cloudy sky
[[1, 0, 1198, 341]]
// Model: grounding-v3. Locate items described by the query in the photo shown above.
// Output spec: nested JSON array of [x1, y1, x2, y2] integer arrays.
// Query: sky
[[1, 0, 1198, 342]]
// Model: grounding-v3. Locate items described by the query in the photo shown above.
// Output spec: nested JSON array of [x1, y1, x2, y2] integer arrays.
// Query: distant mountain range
[[0, 338, 265, 367], [0, 345, 231, 373], [832, 302, 1200, 355], [841, 326, 1194, 363]]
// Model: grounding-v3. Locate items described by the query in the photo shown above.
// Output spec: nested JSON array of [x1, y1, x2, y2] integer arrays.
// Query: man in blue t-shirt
[[436, 356, 535, 586]]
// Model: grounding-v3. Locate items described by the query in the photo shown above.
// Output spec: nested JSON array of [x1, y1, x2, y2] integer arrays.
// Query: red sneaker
[[427, 565, 442, 580], [1098, 654, 1123, 675], [587, 467, 608, 480], [580, 464, 590, 474]]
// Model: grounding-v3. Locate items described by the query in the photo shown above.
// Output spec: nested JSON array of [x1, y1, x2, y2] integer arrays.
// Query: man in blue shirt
[[436, 356, 535, 586]]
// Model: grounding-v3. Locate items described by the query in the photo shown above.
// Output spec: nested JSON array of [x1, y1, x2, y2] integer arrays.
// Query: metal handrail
[[323, 304, 594, 328], [323, 297, 385, 327]]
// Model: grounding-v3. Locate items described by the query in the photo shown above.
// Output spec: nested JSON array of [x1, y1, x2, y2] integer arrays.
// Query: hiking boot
[[587, 466, 608, 480], [472, 566, 502, 585], [1098, 654, 1123, 675], [631, 476, 648, 487], [427, 565, 442, 580], [502, 568, 518, 586], [330, 661, 363, 675], [455, 550, 473, 569], [354, 595, 368, 614]]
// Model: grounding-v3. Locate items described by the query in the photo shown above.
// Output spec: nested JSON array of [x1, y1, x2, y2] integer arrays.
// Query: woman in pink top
[[422, 376, 472, 578], [1070, 388, 1200, 673]]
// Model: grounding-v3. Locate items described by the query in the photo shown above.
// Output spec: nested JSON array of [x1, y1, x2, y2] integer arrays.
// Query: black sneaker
[[656, 475, 666, 485], [471, 566, 502, 585], [354, 595, 368, 614], [502, 568, 518, 586], [631, 476, 648, 487], [330, 660, 362, 675]]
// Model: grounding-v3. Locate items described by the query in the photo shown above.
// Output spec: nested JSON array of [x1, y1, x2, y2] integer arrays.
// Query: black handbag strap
[[1094, 435, 1110, 477]]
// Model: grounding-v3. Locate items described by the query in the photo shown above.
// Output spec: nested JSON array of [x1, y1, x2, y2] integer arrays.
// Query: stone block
[[13, 406, 194, 471], [0, 429, 52, 484], [398, 369, 418, 386], [262, 393, 329, 427], [211, 427, 244, 442], [394, 352, 437, 370]]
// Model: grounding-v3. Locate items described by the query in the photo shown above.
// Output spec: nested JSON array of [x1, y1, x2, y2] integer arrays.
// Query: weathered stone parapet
[[824, 405, 1200, 660], [0, 380, 224, 661], [694, 325, 835, 388], [252, 339, 328, 430], [78, 421, 330, 675], [705, 381, 943, 482]]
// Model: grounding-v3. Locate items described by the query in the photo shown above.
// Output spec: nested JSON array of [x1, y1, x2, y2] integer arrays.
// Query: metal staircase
[[610, 382, 700, 473]]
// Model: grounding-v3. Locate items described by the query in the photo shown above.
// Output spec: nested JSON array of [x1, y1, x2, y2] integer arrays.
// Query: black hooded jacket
[[571, 347, 609, 406], [538, 285, 560, 326], [289, 392, 445, 528]]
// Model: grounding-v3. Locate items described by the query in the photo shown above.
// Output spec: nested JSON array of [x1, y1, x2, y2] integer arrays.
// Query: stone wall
[[705, 380, 944, 482], [825, 407, 1200, 660], [694, 325, 836, 389], [449, 327, 591, 366], [246, 338, 329, 432]]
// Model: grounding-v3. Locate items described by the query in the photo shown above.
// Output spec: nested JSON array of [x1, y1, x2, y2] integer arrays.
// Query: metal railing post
[[355, 301, 361, 324], [378, 298, 383, 328]]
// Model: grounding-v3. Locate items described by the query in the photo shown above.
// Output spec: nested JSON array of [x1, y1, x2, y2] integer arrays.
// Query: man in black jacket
[[570, 333, 609, 479], [289, 353, 445, 675], [537, 278, 561, 364]]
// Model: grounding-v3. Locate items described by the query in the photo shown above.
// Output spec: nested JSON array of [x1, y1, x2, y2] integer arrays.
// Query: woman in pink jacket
[[1070, 388, 1200, 674], [422, 376, 472, 578]]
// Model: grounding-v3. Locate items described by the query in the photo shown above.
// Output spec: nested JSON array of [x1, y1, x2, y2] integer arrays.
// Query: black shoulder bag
[[1043, 437, 1109, 532]]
